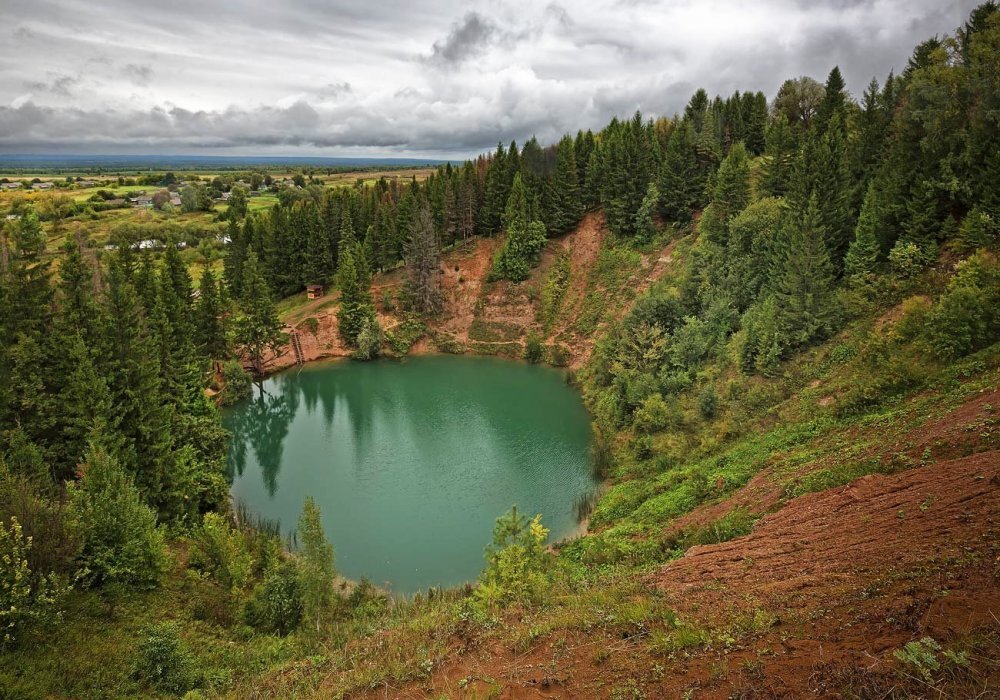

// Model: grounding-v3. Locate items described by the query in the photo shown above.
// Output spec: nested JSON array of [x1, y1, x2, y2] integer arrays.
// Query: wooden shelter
[[306, 284, 324, 300]]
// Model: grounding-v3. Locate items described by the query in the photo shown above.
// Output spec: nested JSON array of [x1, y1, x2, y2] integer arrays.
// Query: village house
[[31, 182, 54, 190], [0, 182, 22, 190]]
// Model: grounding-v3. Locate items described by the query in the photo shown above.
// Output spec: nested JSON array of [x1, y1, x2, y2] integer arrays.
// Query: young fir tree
[[774, 195, 839, 348], [634, 182, 660, 242], [490, 174, 547, 282], [844, 184, 882, 284], [233, 249, 284, 386], [704, 141, 751, 245], [296, 496, 335, 633], [403, 203, 443, 314], [335, 212, 376, 346], [70, 435, 165, 591]]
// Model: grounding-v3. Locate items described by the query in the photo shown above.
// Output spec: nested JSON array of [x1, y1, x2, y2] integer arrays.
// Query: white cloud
[[0, 0, 982, 157]]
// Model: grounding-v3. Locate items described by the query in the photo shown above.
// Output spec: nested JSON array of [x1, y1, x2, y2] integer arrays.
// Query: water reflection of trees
[[227, 376, 299, 496]]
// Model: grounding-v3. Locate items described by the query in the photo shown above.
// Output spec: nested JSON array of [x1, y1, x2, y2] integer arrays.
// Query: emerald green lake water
[[224, 355, 596, 594]]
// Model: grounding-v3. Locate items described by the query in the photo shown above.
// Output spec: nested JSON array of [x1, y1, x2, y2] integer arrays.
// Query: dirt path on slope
[[644, 449, 1000, 698]]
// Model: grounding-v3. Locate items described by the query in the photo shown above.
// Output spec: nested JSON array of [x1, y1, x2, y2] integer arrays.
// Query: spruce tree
[[774, 195, 839, 348], [335, 213, 375, 347], [403, 203, 443, 314], [761, 115, 796, 198], [233, 249, 284, 385], [103, 257, 173, 509], [195, 269, 229, 360], [657, 120, 701, 223], [844, 184, 882, 284], [70, 436, 165, 590], [634, 182, 659, 242], [547, 135, 583, 236], [490, 174, 547, 281]]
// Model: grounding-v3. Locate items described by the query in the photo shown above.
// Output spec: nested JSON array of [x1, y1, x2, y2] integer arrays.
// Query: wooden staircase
[[290, 330, 305, 365]]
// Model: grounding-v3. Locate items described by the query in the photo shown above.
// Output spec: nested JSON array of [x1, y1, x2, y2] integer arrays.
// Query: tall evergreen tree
[[233, 250, 284, 385], [657, 120, 702, 222], [546, 135, 583, 236], [774, 195, 839, 347], [404, 203, 443, 315], [195, 269, 229, 360], [335, 213, 375, 347], [844, 184, 882, 283]]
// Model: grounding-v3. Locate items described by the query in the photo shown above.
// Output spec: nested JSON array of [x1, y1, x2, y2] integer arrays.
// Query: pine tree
[[774, 195, 839, 348], [404, 203, 443, 314], [634, 182, 659, 242], [657, 120, 701, 222], [233, 249, 284, 384], [546, 135, 583, 236], [844, 184, 882, 284], [296, 496, 335, 633], [70, 436, 165, 590], [490, 174, 548, 281], [195, 269, 229, 360], [335, 214, 375, 347]]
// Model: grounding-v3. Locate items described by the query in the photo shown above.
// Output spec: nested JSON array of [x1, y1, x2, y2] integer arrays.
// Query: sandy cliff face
[[265, 210, 679, 373]]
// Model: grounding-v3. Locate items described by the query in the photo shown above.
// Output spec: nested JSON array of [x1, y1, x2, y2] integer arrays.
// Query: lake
[[224, 355, 596, 594]]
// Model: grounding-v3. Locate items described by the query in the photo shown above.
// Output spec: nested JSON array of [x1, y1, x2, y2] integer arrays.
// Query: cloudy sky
[[0, 0, 980, 159]]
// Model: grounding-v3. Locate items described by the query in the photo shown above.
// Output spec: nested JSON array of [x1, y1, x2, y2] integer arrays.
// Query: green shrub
[[133, 622, 199, 694], [0, 516, 68, 648], [353, 316, 383, 361], [244, 558, 303, 635], [924, 251, 1000, 360], [698, 385, 719, 419], [301, 317, 319, 335], [538, 252, 570, 330], [633, 393, 673, 433], [524, 332, 544, 364], [219, 360, 252, 406], [888, 240, 925, 278], [190, 512, 253, 591]]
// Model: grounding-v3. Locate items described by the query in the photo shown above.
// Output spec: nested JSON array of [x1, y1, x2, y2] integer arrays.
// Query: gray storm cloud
[[0, 0, 982, 158]]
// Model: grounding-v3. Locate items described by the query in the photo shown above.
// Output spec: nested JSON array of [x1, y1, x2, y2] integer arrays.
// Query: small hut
[[306, 283, 324, 300]]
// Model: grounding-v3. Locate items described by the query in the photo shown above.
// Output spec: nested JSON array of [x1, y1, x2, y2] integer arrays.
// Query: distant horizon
[[0, 153, 456, 171]]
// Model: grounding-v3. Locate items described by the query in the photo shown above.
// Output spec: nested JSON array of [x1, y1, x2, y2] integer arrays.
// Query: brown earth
[[659, 385, 1000, 545], [373, 449, 999, 699]]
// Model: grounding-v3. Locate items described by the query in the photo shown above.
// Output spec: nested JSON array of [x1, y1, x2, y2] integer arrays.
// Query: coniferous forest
[[1, 4, 999, 697]]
